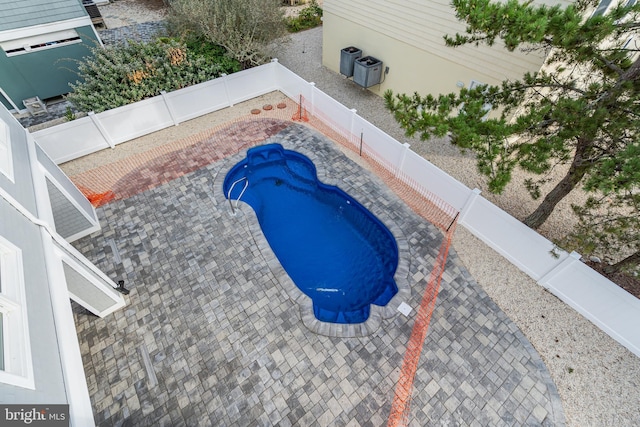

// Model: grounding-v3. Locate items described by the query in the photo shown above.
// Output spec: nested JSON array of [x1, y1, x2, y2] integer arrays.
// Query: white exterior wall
[[0, 103, 125, 426]]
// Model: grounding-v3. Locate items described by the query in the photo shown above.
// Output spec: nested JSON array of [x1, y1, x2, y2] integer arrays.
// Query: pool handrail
[[227, 176, 249, 215]]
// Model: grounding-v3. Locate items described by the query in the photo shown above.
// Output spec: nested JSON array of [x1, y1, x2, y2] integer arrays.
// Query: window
[[0, 297, 19, 372], [0, 29, 81, 57], [0, 119, 13, 181], [0, 237, 33, 389]]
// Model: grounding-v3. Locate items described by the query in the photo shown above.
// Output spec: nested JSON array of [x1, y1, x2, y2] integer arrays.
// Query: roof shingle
[[0, 0, 87, 32]]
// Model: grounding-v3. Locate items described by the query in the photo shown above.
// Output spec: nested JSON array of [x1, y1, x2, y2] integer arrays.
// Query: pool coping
[[212, 134, 412, 337]]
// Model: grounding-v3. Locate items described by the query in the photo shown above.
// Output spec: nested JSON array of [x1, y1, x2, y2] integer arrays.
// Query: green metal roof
[[0, 0, 88, 32]]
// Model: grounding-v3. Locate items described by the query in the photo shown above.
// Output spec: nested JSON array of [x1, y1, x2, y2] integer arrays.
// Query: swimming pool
[[223, 143, 399, 324]]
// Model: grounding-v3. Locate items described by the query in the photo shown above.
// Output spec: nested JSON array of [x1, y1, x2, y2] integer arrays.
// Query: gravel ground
[[98, 0, 167, 28], [274, 27, 640, 427], [66, 2, 640, 424]]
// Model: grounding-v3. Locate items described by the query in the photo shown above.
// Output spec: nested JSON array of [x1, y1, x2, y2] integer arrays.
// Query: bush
[[286, 0, 323, 33], [167, 0, 288, 69], [66, 38, 240, 113], [181, 34, 241, 74]]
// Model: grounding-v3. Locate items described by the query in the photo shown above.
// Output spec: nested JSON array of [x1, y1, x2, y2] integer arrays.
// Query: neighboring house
[[0, 0, 102, 113], [321, 0, 572, 98], [0, 104, 125, 424]]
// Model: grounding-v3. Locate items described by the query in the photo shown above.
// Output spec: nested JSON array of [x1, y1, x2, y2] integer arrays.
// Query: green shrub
[[66, 38, 240, 113], [64, 106, 76, 121], [286, 0, 323, 33], [182, 34, 241, 74]]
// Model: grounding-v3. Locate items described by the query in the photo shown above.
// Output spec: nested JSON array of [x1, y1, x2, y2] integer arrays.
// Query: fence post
[[349, 108, 357, 135], [221, 73, 233, 107], [270, 58, 279, 87], [349, 108, 358, 146], [537, 251, 582, 289], [458, 188, 482, 224], [88, 112, 114, 149], [309, 82, 316, 116], [395, 143, 411, 177], [160, 91, 179, 126]]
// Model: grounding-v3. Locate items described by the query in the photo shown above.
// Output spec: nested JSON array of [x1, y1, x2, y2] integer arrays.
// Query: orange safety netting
[[295, 95, 458, 229], [387, 221, 457, 427], [77, 185, 115, 207]]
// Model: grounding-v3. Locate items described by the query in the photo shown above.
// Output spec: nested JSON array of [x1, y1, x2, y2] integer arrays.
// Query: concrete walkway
[[71, 116, 564, 425]]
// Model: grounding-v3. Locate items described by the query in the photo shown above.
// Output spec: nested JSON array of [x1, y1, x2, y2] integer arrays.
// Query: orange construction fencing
[[387, 221, 457, 427], [295, 95, 458, 229], [76, 185, 115, 207]]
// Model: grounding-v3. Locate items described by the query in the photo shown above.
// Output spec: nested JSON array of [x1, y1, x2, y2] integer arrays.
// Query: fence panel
[[399, 150, 472, 211], [357, 117, 406, 171], [167, 78, 230, 123], [460, 194, 568, 280], [224, 66, 279, 105], [96, 97, 174, 145], [543, 259, 640, 356], [273, 60, 312, 101], [32, 117, 110, 164], [311, 89, 352, 129], [306, 89, 407, 171]]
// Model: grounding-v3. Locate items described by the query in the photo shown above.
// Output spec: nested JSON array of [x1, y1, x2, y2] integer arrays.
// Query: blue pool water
[[223, 143, 398, 324]]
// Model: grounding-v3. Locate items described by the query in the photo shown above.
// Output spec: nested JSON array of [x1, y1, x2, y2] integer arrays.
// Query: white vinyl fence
[[33, 60, 640, 357], [33, 66, 278, 164]]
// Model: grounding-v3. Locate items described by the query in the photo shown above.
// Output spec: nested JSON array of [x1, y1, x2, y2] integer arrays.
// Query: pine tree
[[384, 0, 640, 232], [560, 191, 639, 274]]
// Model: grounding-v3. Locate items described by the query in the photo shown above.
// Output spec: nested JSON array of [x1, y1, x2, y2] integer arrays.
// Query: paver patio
[[71, 114, 564, 426]]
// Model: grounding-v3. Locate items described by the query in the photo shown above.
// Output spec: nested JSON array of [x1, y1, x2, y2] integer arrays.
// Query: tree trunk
[[603, 251, 640, 275], [524, 57, 640, 229], [524, 139, 591, 229]]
